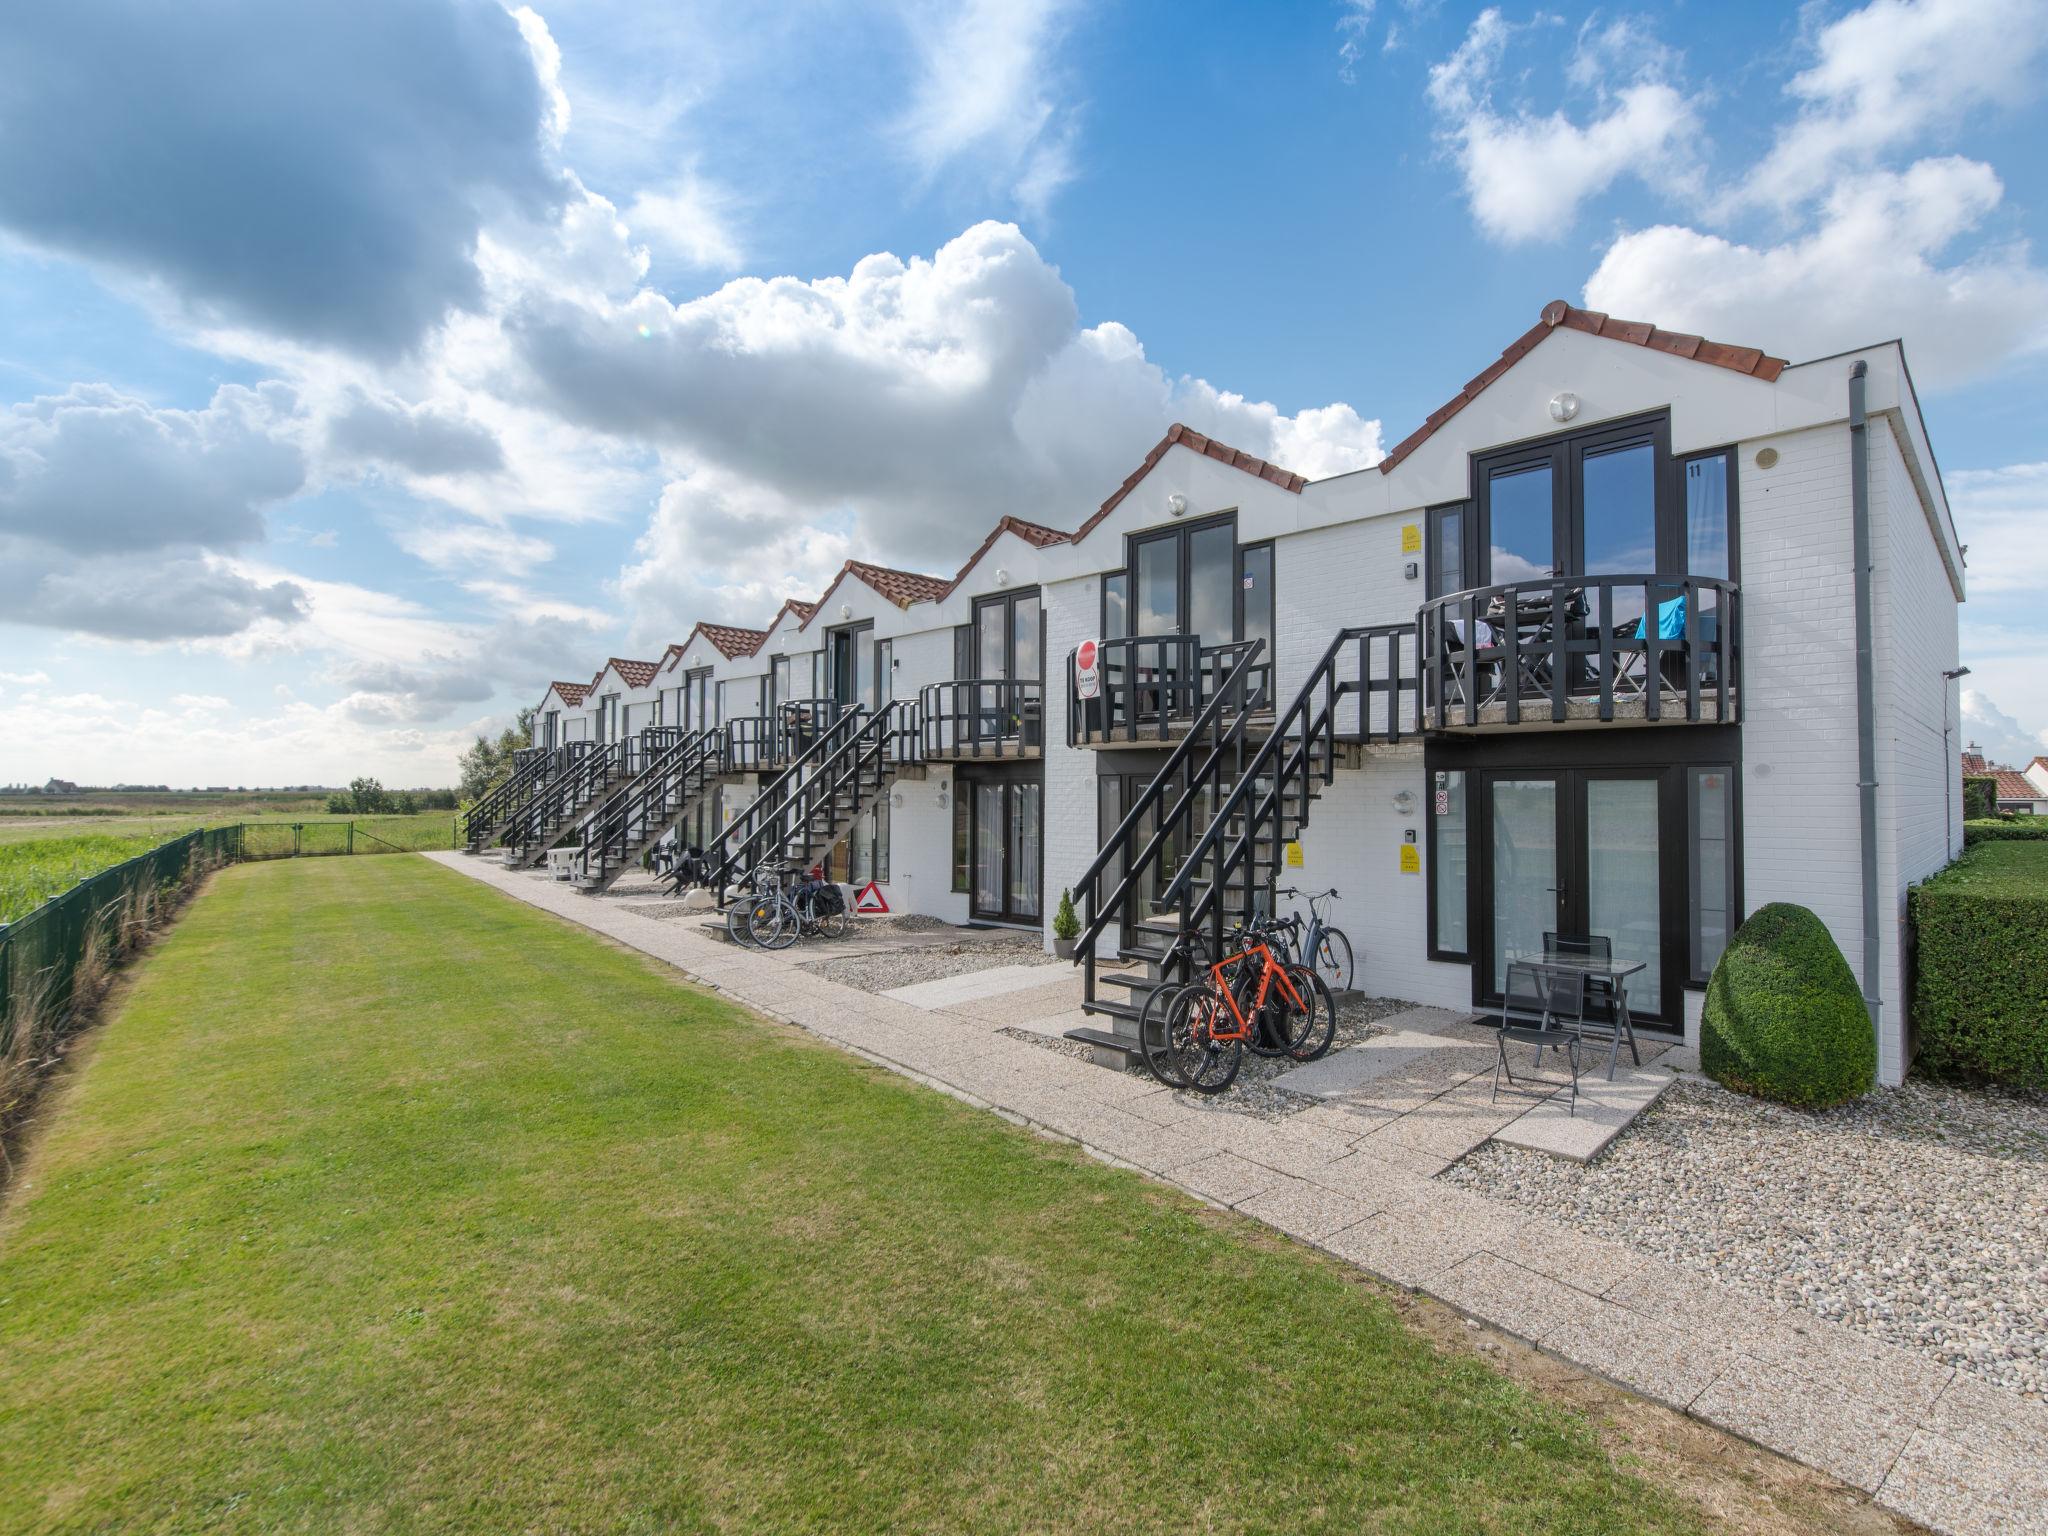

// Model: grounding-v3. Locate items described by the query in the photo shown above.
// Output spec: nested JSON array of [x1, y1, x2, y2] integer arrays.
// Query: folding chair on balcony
[[1492, 961, 1585, 1115]]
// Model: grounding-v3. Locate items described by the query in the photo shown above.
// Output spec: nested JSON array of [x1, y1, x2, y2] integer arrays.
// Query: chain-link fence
[[1, 827, 240, 1129], [236, 818, 461, 859]]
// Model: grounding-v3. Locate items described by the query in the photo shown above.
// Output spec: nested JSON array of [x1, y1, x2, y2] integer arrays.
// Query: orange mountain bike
[[1144, 919, 1335, 1094]]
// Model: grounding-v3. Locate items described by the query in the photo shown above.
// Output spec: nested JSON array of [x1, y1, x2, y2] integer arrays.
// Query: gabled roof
[[1961, 752, 1990, 777], [1071, 423, 1307, 545], [803, 560, 950, 626], [669, 622, 769, 664], [760, 596, 818, 641], [1378, 300, 1792, 476], [1993, 770, 2046, 803], [545, 679, 591, 707], [598, 656, 660, 690], [943, 514, 1071, 597]]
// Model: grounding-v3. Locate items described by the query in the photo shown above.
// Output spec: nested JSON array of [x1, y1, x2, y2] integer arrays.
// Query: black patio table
[[1480, 588, 1589, 702], [1506, 951, 1645, 1080]]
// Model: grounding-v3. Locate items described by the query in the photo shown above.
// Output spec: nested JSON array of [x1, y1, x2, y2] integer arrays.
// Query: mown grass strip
[[0, 857, 1704, 1535]]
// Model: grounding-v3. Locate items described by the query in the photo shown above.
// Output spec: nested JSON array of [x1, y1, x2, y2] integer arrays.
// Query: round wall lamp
[[1391, 789, 1416, 816], [839, 602, 852, 620], [1548, 392, 1580, 424], [1167, 492, 1188, 517], [994, 567, 1010, 587]]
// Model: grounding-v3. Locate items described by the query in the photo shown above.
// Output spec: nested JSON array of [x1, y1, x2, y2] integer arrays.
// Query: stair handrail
[[506, 735, 625, 855], [741, 701, 909, 889], [464, 740, 574, 845], [570, 726, 723, 881], [1068, 637, 1267, 967], [704, 706, 869, 897]]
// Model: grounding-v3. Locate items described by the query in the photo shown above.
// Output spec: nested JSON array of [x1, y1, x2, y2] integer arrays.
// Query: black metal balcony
[[1417, 574, 1739, 730], [721, 715, 777, 772], [919, 680, 1043, 759], [1066, 636, 1272, 747]]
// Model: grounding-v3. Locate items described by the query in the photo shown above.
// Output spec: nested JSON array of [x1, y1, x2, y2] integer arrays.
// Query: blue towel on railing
[[1634, 595, 1686, 641]]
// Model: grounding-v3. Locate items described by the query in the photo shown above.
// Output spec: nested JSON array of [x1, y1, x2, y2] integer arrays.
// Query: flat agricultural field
[[0, 858, 1709, 1534]]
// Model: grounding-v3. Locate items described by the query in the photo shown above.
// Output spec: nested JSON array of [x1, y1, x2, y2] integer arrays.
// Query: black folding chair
[[1542, 932, 1640, 1079], [1493, 961, 1585, 1114]]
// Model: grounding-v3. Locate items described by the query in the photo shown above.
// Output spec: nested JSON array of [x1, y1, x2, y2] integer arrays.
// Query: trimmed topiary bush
[[1701, 903, 1875, 1108], [1963, 776, 1998, 822], [1910, 840, 2048, 1092]]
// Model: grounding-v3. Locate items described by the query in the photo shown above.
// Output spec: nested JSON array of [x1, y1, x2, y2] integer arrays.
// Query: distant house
[[2026, 756, 2048, 798], [1994, 769, 2048, 816], [43, 777, 79, 795]]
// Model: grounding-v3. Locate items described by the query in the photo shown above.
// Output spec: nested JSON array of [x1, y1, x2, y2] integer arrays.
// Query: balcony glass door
[[1479, 767, 1671, 1025], [972, 589, 1041, 745]]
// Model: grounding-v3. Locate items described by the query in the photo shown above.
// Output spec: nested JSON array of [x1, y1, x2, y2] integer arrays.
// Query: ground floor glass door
[[1482, 768, 1668, 1024], [971, 776, 1042, 923]]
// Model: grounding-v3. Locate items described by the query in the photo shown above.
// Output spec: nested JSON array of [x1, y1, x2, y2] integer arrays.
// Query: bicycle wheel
[[1284, 964, 1337, 1062], [1244, 961, 1307, 1058], [1313, 927, 1355, 995], [1138, 982, 1192, 1090], [1165, 984, 1241, 1095], [813, 898, 850, 941], [749, 895, 796, 950], [725, 896, 761, 947]]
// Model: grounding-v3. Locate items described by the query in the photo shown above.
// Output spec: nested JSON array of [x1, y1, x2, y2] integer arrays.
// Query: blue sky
[[2, 0, 2046, 786]]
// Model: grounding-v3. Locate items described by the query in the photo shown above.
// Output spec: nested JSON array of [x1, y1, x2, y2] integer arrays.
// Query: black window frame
[[1426, 766, 1471, 961], [1686, 763, 1742, 985], [1424, 501, 1469, 599], [1470, 410, 1679, 584], [1123, 509, 1241, 641], [1100, 568, 1129, 640], [1678, 444, 1742, 583]]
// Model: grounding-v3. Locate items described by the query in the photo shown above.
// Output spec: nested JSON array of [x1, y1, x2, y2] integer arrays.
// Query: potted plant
[[1052, 888, 1080, 958]]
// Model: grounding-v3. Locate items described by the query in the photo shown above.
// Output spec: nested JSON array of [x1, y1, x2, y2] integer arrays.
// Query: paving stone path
[[428, 853, 2048, 1536]]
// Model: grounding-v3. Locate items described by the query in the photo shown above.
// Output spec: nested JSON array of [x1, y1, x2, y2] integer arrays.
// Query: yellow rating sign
[[1398, 844, 1420, 874], [1284, 841, 1304, 867]]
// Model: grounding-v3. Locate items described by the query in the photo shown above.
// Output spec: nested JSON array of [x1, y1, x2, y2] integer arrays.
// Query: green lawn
[[0, 858, 1705, 1534]]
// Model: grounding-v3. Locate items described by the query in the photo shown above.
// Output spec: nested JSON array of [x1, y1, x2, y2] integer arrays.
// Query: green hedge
[[1963, 816, 2048, 845], [1963, 777, 1998, 822], [1702, 903, 1875, 1108], [1910, 840, 2048, 1091]]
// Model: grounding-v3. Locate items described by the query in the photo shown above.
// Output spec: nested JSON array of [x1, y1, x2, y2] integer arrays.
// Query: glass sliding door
[[974, 783, 1004, 916], [1489, 776, 1560, 996], [1486, 463, 1554, 584], [969, 775, 1044, 923], [1009, 782, 1042, 920], [1187, 522, 1234, 646], [1584, 775, 1662, 1016]]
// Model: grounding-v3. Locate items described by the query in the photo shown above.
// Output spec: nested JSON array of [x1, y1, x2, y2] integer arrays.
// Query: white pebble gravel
[[1445, 1077, 2048, 1400], [800, 933, 1057, 993]]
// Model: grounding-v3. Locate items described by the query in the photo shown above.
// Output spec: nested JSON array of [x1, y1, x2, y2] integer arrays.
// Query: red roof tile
[[669, 622, 769, 663], [1994, 770, 2045, 802], [1377, 300, 1792, 476], [943, 514, 1072, 597], [1961, 752, 1990, 777], [804, 560, 950, 624], [760, 596, 819, 642], [601, 656, 660, 690], [546, 679, 591, 706], [1071, 424, 1306, 545]]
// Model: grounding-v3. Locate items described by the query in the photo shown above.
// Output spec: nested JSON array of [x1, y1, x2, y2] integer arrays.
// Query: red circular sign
[[1077, 639, 1098, 670]]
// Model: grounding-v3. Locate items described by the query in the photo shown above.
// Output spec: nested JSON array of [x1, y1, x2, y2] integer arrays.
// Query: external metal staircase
[[500, 732, 650, 868], [568, 726, 726, 892], [707, 700, 922, 904], [462, 743, 574, 853], [1065, 625, 1417, 1065]]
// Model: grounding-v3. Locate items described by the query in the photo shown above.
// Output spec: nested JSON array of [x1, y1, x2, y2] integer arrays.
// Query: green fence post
[[348, 822, 355, 855]]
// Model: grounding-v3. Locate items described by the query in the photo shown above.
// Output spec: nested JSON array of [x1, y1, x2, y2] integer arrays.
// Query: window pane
[[1686, 453, 1730, 579], [1239, 545, 1274, 656], [974, 784, 1004, 912], [952, 789, 970, 892], [855, 632, 875, 710], [1135, 537, 1177, 636], [1488, 463, 1552, 584], [1691, 768, 1733, 978], [876, 640, 892, 705], [1433, 770, 1468, 953], [1103, 571, 1128, 639], [1010, 783, 1041, 918], [1011, 594, 1040, 683], [1189, 523, 1234, 643], [1431, 508, 1464, 598], [1490, 777, 1556, 994], [978, 601, 1007, 676], [875, 794, 890, 883], [1587, 777, 1661, 1016], [1581, 441, 1658, 576]]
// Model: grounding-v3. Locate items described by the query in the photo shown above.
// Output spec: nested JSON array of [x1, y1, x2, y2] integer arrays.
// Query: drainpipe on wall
[[1849, 360, 1882, 1037]]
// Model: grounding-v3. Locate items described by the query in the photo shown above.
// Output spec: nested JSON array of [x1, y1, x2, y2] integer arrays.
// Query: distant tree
[[457, 708, 537, 802], [348, 776, 391, 814], [394, 790, 419, 815], [325, 792, 351, 814]]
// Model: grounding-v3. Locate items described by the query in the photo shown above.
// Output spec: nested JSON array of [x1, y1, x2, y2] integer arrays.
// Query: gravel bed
[[1003, 994, 1414, 1122], [1444, 1076, 2048, 1400], [801, 932, 1057, 993]]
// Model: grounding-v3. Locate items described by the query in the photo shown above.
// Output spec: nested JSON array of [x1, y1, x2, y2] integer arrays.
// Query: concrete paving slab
[[1236, 1176, 1386, 1243], [1432, 1252, 1599, 1345], [1540, 1301, 1730, 1410], [1490, 1063, 1676, 1162], [881, 963, 1065, 1009], [1161, 1150, 1287, 1208], [1878, 1428, 2048, 1536], [1691, 1353, 1925, 1494]]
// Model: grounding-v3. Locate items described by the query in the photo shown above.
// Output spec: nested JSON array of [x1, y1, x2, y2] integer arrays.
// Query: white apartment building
[[498, 302, 1961, 1086]]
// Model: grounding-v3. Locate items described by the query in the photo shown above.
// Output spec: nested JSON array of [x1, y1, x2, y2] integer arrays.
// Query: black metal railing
[[919, 679, 1044, 757], [568, 726, 724, 889], [723, 716, 777, 772], [705, 701, 920, 902], [777, 698, 854, 762], [1068, 639, 1266, 1009], [1066, 635, 1273, 746], [501, 733, 636, 863], [462, 741, 580, 850], [1417, 575, 1739, 729]]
